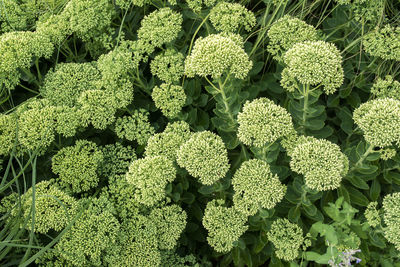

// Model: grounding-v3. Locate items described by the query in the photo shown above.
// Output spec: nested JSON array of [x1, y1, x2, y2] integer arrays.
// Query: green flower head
[[353, 98, 400, 147], [210, 2, 256, 33], [185, 33, 253, 79], [363, 25, 400, 61], [383, 192, 400, 251], [152, 83, 186, 118], [237, 97, 294, 147], [126, 156, 176, 206], [145, 121, 192, 162], [267, 218, 304, 261], [202, 199, 248, 253], [177, 131, 230, 185], [138, 7, 182, 48], [52, 140, 104, 193], [281, 40, 344, 94], [267, 15, 319, 61], [289, 136, 349, 191], [114, 109, 155, 145], [371, 75, 400, 101], [150, 49, 184, 83], [232, 159, 287, 216]]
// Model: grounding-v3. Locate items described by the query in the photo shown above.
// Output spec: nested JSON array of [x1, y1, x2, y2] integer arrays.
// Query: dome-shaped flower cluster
[[237, 97, 294, 147], [281, 40, 344, 94], [177, 131, 230, 185], [353, 98, 400, 147], [202, 199, 248, 253], [267, 15, 319, 61], [289, 136, 349, 191], [209, 2, 256, 33], [232, 159, 287, 216], [185, 34, 253, 79], [267, 218, 305, 261]]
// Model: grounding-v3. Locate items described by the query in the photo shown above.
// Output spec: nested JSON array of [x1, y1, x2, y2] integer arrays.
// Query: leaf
[[181, 192, 195, 204], [346, 175, 369, 190], [304, 119, 325, 131], [337, 107, 354, 134], [305, 251, 333, 264], [356, 164, 378, 175], [288, 206, 301, 222], [346, 186, 369, 207], [369, 179, 381, 201], [310, 222, 338, 245]]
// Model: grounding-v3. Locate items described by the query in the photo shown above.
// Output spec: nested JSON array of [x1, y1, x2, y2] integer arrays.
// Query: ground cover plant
[[1, 0, 400, 266]]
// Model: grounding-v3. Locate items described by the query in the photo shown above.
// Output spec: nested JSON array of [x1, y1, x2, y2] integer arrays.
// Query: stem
[[349, 143, 375, 173], [301, 84, 310, 134], [217, 79, 237, 129]]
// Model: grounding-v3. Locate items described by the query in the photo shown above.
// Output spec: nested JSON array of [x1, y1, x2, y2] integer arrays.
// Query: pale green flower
[[267, 218, 304, 261], [126, 156, 176, 206], [41, 62, 101, 107], [383, 192, 400, 251], [152, 83, 186, 118], [202, 199, 248, 253], [145, 121, 192, 161], [149, 204, 187, 249], [281, 40, 344, 94], [232, 159, 287, 216], [177, 131, 230, 185], [150, 49, 184, 83], [237, 97, 294, 147], [210, 2, 256, 32], [267, 15, 319, 61], [371, 75, 400, 101], [52, 140, 104, 193], [138, 8, 182, 48], [185, 33, 253, 79], [363, 25, 400, 60], [353, 98, 400, 147], [114, 110, 155, 145], [365, 202, 381, 228], [289, 136, 349, 191]]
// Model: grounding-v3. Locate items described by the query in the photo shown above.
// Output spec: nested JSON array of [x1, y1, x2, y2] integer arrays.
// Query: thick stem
[[217, 78, 237, 130], [301, 84, 310, 134], [349, 143, 375, 173]]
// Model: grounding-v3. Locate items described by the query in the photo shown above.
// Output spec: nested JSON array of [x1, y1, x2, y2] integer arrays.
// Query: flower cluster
[[209, 2, 256, 33], [365, 202, 381, 228], [185, 33, 253, 79], [267, 218, 305, 261], [152, 83, 186, 118], [371, 75, 400, 101], [232, 159, 287, 216], [52, 140, 104, 193], [281, 40, 344, 94], [137, 8, 182, 49], [41, 62, 101, 107], [0, 31, 53, 90], [145, 121, 192, 162], [177, 131, 230, 185], [13, 180, 78, 234], [353, 98, 400, 147], [289, 136, 349, 191], [126, 156, 176, 206], [382, 192, 400, 251], [336, 0, 385, 24], [363, 25, 400, 60], [202, 199, 248, 253], [114, 110, 155, 145], [267, 15, 319, 61], [237, 97, 294, 147], [150, 49, 184, 83]]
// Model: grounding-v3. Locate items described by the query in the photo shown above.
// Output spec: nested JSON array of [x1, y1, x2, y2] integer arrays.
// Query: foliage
[[1, 0, 400, 266]]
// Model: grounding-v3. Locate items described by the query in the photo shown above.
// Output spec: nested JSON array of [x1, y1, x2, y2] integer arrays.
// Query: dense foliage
[[1, 0, 400, 266]]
